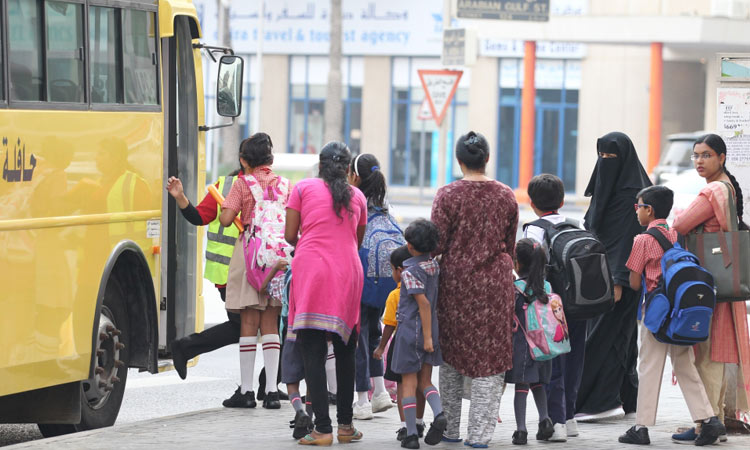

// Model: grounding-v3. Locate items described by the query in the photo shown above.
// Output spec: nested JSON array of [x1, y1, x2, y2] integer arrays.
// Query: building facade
[[196, 0, 750, 195]]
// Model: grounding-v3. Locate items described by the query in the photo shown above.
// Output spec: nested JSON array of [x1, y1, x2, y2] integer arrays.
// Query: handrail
[[0, 210, 161, 232]]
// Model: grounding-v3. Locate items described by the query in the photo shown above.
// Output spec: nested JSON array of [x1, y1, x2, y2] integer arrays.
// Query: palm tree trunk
[[324, 0, 343, 143]]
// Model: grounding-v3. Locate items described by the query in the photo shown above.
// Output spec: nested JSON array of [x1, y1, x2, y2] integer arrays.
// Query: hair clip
[[332, 154, 341, 162], [371, 165, 379, 172], [465, 135, 480, 145], [533, 242, 539, 249], [353, 153, 363, 177]]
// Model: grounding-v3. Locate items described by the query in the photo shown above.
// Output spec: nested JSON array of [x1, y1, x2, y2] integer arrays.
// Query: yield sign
[[417, 99, 433, 121], [418, 69, 463, 127]]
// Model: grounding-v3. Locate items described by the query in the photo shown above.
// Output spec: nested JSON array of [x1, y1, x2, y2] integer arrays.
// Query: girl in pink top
[[220, 133, 289, 410], [672, 133, 750, 440], [285, 142, 368, 445]]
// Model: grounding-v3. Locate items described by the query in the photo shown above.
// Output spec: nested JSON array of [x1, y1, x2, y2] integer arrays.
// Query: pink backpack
[[513, 280, 571, 361], [241, 174, 292, 291]]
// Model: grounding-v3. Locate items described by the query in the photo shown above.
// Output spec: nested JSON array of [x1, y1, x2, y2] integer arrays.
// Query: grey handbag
[[685, 181, 750, 302]]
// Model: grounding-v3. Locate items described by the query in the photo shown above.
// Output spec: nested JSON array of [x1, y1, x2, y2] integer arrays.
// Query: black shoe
[[292, 409, 313, 439], [278, 389, 289, 401], [618, 426, 650, 445], [695, 417, 720, 446], [424, 413, 447, 445], [717, 421, 728, 442], [512, 430, 528, 445], [401, 434, 420, 449], [263, 390, 281, 409], [328, 391, 337, 405], [536, 418, 554, 441], [170, 339, 188, 380], [397, 427, 407, 441], [222, 387, 256, 408], [417, 422, 425, 438]]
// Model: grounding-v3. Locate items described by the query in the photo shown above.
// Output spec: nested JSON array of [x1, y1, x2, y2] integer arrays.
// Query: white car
[[662, 169, 704, 225]]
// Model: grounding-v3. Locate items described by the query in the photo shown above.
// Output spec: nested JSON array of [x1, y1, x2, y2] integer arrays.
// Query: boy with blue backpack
[[619, 185, 720, 446]]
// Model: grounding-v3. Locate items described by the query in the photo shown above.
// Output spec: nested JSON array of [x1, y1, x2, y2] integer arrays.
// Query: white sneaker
[[549, 423, 568, 442], [566, 419, 579, 437], [352, 401, 373, 420], [371, 391, 394, 413]]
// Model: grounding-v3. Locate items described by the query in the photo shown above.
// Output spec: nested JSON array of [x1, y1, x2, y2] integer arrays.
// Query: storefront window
[[496, 59, 580, 191], [288, 56, 363, 154]]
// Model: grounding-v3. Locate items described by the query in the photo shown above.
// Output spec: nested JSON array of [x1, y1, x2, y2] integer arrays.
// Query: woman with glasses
[[671, 133, 750, 444], [575, 132, 652, 422]]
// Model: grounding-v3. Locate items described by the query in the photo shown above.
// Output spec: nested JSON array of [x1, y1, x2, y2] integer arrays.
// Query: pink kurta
[[673, 181, 750, 402], [287, 178, 368, 342]]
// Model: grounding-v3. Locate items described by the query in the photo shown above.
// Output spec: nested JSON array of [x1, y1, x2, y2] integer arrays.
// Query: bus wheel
[[39, 276, 130, 437]]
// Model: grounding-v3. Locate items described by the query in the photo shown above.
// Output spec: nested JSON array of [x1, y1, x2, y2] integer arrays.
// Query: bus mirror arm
[[199, 117, 236, 132], [192, 43, 234, 63]]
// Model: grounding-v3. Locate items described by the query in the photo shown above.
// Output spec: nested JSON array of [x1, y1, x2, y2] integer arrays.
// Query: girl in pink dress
[[285, 142, 368, 446]]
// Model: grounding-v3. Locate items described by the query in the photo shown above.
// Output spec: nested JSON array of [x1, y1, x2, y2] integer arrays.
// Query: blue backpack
[[359, 208, 405, 309], [641, 228, 716, 346]]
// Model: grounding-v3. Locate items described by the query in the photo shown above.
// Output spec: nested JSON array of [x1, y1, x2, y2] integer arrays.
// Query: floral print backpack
[[241, 174, 292, 290]]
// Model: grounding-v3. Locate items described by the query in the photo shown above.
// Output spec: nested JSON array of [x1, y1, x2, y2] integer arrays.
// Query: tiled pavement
[[10, 367, 750, 450]]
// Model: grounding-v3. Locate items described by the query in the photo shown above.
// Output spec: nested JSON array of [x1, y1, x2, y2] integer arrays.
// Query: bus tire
[[38, 275, 130, 437]]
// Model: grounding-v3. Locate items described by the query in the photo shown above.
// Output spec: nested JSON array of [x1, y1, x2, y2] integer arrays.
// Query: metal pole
[[438, 0, 451, 188], [253, 1, 264, 135], [419, 118, 426, 204]]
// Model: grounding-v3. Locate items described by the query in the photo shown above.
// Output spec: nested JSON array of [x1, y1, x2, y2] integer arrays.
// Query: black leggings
[[298, 328, 358, 434]]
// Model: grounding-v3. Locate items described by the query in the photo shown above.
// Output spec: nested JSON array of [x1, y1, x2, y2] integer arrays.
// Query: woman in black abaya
[[575, 131, 651, 421]]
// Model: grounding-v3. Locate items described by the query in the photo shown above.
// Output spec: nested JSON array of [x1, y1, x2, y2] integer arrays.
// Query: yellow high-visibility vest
[[204, 175, 239, 285]]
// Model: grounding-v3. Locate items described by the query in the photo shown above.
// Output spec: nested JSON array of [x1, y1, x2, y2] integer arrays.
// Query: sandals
[[298, 432, 333, 446], [337, 424, 363, 443]]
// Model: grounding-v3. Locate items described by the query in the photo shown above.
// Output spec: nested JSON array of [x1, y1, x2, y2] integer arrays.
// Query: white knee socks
[[373, 376, 387, 395], [239, 336, 257, 394], [261, 334, 281, 394]]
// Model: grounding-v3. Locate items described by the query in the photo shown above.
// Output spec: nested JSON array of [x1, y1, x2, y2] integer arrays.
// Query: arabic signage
[[456, 0, 551, 22], [442, 28, 477, 67], [418, 70, 463, 127], [2, 137, 36, 183], [192, 0, 584, 58]]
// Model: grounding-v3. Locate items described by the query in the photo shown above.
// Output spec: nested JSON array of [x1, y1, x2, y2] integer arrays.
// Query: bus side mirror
[[216, 55, 243, 118]]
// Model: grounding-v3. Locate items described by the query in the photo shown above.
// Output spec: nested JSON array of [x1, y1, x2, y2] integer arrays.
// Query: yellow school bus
[[0, 0, 243, 434]]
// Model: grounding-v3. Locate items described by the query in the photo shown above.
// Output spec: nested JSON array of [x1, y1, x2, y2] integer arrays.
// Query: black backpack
[[523, 218, 615, 320]]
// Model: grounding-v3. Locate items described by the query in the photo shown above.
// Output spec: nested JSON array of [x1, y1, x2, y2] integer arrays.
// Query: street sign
[[442, 28, 477, 67], [418, 69, 463, 127], [456, 0, 550, 22], [417, 99, 433, 120]]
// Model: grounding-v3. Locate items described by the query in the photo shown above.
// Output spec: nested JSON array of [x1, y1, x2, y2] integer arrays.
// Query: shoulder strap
[[242, 174, 264, 204], [643, 228, 673, 252], [523, 219, 555, 246], [719, 180, 739, 232]]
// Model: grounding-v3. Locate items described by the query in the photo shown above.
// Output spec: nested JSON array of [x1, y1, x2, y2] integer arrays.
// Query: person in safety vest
[[166, 169, 286, 404]]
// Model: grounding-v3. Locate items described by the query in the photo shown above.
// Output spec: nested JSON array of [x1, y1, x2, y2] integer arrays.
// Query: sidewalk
[[11, 367, 750, 449]]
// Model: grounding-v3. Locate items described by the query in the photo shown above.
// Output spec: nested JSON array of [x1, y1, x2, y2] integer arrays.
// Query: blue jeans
[[355, 304, 384, 392], [546, 319, 587, 425]]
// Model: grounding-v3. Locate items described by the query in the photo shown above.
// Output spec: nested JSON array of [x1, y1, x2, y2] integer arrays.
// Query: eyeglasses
[[690, 153, 714, 161], [634, 203, 651, 211]]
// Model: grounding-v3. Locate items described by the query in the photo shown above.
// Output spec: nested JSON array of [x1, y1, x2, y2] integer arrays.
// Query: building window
[[496, 58, 580, 190], [389, 57, 469, 187], [287, 56, 363, 154]]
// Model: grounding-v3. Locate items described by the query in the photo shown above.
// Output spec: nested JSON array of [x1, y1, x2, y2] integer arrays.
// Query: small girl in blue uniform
[[391, 219, 445, 449], [507, 238, 555, 445]]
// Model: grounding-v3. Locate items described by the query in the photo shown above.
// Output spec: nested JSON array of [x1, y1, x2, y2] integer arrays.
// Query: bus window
[[8, 0, 44, 101], [123, 9, 158, 105], [90, 6, 121, 104], [46, 1, 85, 103]]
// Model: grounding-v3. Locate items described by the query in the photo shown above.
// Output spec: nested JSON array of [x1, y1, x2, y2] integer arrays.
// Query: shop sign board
[[418, 69, 463, 127], [456, 0, 550, 22]]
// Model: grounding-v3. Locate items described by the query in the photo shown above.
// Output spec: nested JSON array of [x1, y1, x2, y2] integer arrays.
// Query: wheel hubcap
[[82, 306, 124, 409]]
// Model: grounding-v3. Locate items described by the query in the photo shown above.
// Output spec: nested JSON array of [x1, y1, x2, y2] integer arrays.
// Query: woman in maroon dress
[[431, 131, 518, 447]]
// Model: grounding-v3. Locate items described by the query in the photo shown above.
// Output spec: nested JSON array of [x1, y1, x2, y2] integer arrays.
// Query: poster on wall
[[717, 87, 750, 218]]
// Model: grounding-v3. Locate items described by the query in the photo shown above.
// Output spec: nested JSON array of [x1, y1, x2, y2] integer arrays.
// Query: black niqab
[[583, 131, 651, 284]]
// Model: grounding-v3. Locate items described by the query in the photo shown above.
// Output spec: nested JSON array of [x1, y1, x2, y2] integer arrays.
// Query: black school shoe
[[417, 422, 425, 437], [424, 413, 448, 445], [222, 387, 256, 408], [170, 338, 188, 380], [618, 426, 650, 445], [398, 424, 426, 442], [512, 430, 528, 445], [695, 416, 720, 446], [262, 390, 281, 409], [292, 410, 313, 439], [536, 418, 554, 441], [401, 434, 420, 449]]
